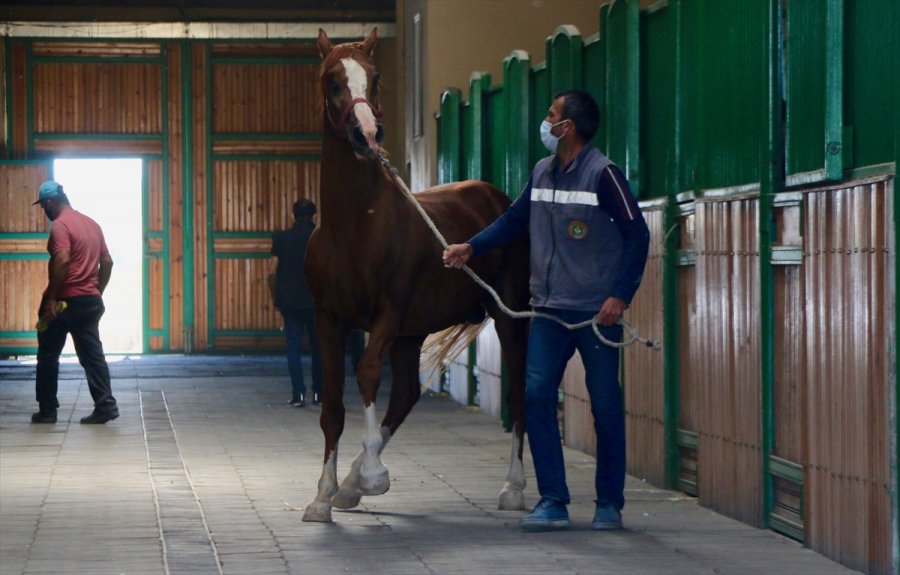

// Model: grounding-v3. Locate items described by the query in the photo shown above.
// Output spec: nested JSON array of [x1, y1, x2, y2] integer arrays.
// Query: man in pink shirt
[[31, 180, 119, 424]]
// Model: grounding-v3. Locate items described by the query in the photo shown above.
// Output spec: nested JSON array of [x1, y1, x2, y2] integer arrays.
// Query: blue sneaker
[[592, 503, 622, 530], [520, 498, 570, 532]]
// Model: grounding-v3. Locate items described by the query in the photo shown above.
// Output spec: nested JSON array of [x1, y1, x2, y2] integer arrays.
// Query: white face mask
[[539, 119, 568, 153]]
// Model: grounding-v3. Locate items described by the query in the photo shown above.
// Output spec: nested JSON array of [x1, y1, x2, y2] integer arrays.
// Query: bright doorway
[[52, 159, 143, 354]]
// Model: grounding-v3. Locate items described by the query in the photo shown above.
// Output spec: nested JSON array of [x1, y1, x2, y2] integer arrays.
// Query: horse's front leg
[[332, 319, 397, 508], [332, 333, 424, 509], [303, 318, 348, 523], [331, 427, 391, 509]]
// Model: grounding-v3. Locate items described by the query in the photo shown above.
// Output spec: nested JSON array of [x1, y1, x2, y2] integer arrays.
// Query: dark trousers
[[525, 308, 626, 510], [35, 295, 116, 411], [282, 309, 322, 398]]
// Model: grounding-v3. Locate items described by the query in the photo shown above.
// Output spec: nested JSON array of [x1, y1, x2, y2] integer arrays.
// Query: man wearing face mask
[[30, 180, 119, 425], [443, 91, 649, 532]]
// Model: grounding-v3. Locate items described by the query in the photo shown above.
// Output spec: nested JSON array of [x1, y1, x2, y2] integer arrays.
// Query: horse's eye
[[329, 80, 341, 95]]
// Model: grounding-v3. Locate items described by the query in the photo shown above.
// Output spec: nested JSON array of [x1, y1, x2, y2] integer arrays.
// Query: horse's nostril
[[352, 126, 367, 146], [375, 125, 384, 143]]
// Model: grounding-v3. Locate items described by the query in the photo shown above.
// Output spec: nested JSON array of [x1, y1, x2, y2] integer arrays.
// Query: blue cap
[[33, 180, 63, 205]]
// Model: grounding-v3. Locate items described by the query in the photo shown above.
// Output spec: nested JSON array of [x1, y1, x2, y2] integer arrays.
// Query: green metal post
[[503, 51, 531, 196], [548, 25, 583, 95], [465, 73, 490, 407], [625, 0, 640, 193], [893, 34, 900, 573], [824, 0, 844, 181], [500, 51, 531, 430], [759, 0, 784, 530], [663, 0, 684, 491]]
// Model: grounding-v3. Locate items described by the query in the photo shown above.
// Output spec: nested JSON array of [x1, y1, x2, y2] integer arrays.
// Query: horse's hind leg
[[489, 310, 529, 511], [332, 335, 424, 509]]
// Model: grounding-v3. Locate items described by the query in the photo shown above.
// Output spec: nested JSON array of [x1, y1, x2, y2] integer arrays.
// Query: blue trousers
[[282, 309, 322, 398], [525, 308, 625, 510]]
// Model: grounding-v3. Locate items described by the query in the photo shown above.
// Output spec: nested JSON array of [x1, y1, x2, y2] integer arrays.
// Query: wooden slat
[[212, 160, 320, 233], [0, 238, 46, 252], [210, 43, 319, 58], [0, 259, 46, 332], [192, 43, 209, 351], [147, 160, 164, 233], [213, 237, 272, 253], [211, 62, 321, 134], [0, 164, 51, 232], [165, 42, 184, 352], [147, 237, 164, 254], [149, 256, 164, 331], [212, 139, 321, 155], [34, 139, 163, 155], [802, 177, 892, 573], [33, 62, 162, 134], [623, 205, 666, 485], [694, 197, 762, 527], [11, 43, 28, 157], [213, 258, 279, 331], [32, 42, 161, 57]]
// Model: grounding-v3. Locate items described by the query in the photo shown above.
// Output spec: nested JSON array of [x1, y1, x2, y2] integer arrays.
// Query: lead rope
[[378, 154, 660, 351]]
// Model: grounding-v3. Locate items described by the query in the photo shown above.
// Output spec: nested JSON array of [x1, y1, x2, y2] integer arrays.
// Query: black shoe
[[80, 408, 119, 424], [31, 409, 58, 424], [312, 392, 321, 406], [289, 394, 305, 407]]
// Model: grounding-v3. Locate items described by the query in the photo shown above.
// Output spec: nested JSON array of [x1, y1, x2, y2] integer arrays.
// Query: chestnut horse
[[302, 28, 530, 523]]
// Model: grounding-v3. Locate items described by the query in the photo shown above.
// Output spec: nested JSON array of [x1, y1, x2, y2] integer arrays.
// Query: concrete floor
[[0, 355, 862, 575]]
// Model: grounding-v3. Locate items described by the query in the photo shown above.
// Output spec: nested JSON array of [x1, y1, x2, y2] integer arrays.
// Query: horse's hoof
[[498, 489, 526, 511], [302, 501, 333, 523], [359, 467, 390, 496], [331, 488, 363, 509]]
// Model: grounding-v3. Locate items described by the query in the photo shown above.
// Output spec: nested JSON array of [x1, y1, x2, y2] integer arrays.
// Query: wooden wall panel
[[32, 62, 162, 134], [773, 264, 805, 464], [148, 255, 164, 332], [694, 197, 762, 527], [1, 164, 52, 232], [802, 177, 892, 574], [211, 62, 321, 134], [192, 43, 209, 350], [166, 42, 185, 351], [623, 206, 666, 486], [10, 44, 28, 157], [31, 42, 161, 57], [0, 259, 45, 333], [213, 160, 320, 233], [678, 265, 699, 432], [33, 138, 162, 156], [213, 258, 279, 331], [145, 160, 166, 351], [147, 160, 164, 233]]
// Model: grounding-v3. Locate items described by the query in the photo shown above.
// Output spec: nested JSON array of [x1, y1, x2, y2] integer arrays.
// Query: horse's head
[[318, 28, 384, 160]]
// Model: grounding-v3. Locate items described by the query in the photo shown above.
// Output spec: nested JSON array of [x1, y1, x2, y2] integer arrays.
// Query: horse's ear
[[317, 28, 333, 58], [362, 27, 377, 56]]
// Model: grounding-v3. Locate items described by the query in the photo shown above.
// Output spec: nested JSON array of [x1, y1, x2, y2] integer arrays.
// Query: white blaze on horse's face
[[341, 57, 380, 156]]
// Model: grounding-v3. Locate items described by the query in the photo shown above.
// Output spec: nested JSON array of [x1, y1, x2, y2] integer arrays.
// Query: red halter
[[327, 97, 383, 132]]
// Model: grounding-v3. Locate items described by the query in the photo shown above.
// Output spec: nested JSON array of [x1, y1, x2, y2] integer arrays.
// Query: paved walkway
[[0, 355, 860, 575]]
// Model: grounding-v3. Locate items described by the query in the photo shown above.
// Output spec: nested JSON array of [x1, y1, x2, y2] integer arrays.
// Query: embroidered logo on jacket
[[567, 220, 588, 239]]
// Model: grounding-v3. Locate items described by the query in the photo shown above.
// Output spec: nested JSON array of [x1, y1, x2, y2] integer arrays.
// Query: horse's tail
[[419, 319, 489, 386]]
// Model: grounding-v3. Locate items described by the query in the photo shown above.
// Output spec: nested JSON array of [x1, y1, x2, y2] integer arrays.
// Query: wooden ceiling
[[1, 1, 395, 23]]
